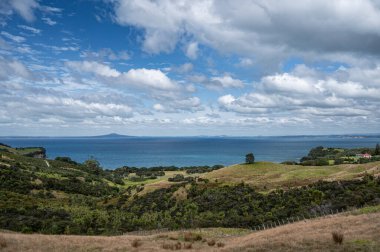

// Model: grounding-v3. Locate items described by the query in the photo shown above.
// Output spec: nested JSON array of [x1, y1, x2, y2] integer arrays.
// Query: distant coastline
[[1, 132, 380, 138], [1, 135, 380, 169]]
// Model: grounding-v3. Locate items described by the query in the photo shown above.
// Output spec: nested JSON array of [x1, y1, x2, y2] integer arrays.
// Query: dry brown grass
[[223, 212, 380, 251], [0, 211, 379, 251]]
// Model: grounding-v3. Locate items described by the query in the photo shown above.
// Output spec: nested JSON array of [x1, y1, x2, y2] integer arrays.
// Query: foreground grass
[[1, 206, 379, 251], [203, 161, 380, 191]]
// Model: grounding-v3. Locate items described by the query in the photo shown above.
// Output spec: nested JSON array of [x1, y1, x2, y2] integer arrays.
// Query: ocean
[[0, 135, 379, 169]]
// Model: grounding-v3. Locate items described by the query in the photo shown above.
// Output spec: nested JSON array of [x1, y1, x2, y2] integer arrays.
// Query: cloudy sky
[[1, 0, 380, 136]]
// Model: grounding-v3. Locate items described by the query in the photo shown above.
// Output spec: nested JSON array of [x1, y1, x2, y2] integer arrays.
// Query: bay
[[0, 135, 379, 169]]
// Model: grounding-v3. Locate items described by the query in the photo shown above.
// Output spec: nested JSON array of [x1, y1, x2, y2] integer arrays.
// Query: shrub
[[162, 242, 182, 250], [245, 153, 255, 164], [332, 231, 344, 245], [162, 243, 173, 250], [0, 235, 7, 248], [184, 243, 192, 249], [281, 161, 297, 165], [207, 239, 216, 246], [183, 232, 202, 242], [217, 242, 225, 247], [131, 239, 142, 248], [174, 242, 182, 250]]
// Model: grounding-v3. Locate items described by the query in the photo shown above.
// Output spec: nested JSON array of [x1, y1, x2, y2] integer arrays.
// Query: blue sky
[[1, 0, 380, 136]]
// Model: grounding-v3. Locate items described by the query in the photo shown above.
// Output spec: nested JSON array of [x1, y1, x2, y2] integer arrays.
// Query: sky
[[1, 0, 380, 136]]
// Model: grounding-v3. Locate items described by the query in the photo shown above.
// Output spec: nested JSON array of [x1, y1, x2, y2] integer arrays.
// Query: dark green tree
[[375, 143, 380, 155], [245, 153, 255, 164]]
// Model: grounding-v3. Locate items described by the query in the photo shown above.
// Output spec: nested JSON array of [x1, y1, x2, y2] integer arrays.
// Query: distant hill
[[89, 133, 134, 138]]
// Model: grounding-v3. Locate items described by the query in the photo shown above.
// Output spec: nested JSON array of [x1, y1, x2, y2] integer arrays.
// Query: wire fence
[[250, 207, 352, 232], [125, 206, 362, 236]]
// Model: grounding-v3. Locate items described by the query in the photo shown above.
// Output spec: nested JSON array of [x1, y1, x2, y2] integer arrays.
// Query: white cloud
[[1, 31, 25, 43], [261, 73, 320, 95], [153, 96, 202, 113], [218, 94, 268, 114], [18, 25, 41, 34], [112, 0, 380, 67], [324, 79, 380, 99], [185, 41, 199, 60], [218, 64, 380, 121], [210, 75, 245, 89], [81, 48, 130, 61], [121, 68, 179, 90], [174, 63, 193, 73], [66, 61, 121, 78], [0, 57, 32, 80], [42, 17, 57, 26], [10, 0, 38, 22], [237, 58, 253, 67], [66, 61, 180, 91]]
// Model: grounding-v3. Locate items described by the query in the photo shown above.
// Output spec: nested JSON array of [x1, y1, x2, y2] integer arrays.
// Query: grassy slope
[[203, 161, 380, 191], [0, 145, 43, 156], [123, 171, 200, 195], [1, 205, 379, 252]]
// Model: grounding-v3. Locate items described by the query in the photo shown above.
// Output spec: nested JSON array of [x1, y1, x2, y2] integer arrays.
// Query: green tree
[[375, 143, 380, 155], [84, 157, 102, 175], [245, 153, 255, 164]]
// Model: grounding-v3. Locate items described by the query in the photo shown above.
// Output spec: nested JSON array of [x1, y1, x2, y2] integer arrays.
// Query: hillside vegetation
[[1, 143, 380, 236]]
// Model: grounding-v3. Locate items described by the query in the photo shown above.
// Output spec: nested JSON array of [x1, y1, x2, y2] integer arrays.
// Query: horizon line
[[1, 132, 380, 138]]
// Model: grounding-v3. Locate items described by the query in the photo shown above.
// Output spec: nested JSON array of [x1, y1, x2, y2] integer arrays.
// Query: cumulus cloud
[[66, 61, 121, 78], [237, 58, 253, 67], [1, 0, 39, 22], [66, 61, 180, 91], [122, 68, 179, 90], [112, 0, 380, 66], [210, 75, 245, 89], [0, 57, 33, 80], [174, 63, 193, 73], [261, 73, 320, 95], [189, 74, 245, 90], [153, 97, 202, 113], [218, 64, 380, 121], [0, 80, 135, 129]]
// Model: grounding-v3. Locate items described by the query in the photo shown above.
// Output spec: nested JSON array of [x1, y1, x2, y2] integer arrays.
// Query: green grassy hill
[[0, 143, 46, 158], [203, 161, 380, 191]]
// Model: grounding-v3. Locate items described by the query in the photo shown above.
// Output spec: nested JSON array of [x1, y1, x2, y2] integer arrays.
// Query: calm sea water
[[0, 136, 379, 169]]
